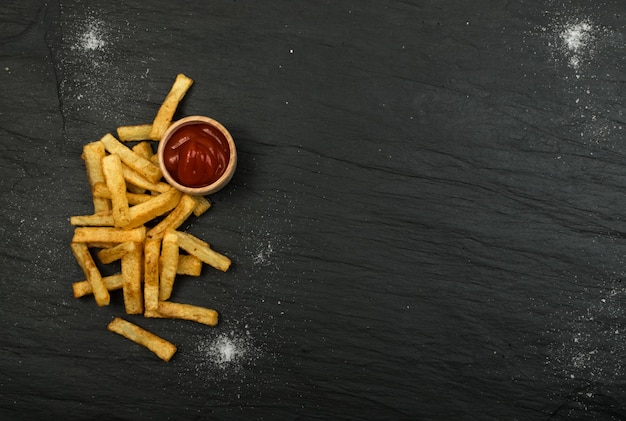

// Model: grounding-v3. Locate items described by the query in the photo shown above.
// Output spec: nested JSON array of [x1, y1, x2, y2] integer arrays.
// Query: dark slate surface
[[2, 0, 626, 419]]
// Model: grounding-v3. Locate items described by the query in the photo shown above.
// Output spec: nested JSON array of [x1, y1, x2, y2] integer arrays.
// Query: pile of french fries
[[70, 74, 232, 362]]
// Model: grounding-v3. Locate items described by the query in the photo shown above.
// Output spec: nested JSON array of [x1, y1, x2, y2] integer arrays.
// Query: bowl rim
[[157, 115, 237, 196]]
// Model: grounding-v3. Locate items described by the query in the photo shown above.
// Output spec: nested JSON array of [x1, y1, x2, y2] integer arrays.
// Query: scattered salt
[[546, 285, 626, 382], [559, 21, 595, 69], [70, 15, 107, 54], [80, 25, 106, 51], [53, 6, 150, 124], [253, 241, 274, 266], [195, 331, 258, 372], [561, 22, 592, 53], [214, 335, 243, 364]]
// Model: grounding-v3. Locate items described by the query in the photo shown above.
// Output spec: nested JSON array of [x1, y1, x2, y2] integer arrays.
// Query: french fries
[[82, 141, 111, 215], [72, 226, 146, 244], [176, 231, 231, 272], [158, 230, 179, 301], [176, 255, 203, 277], [91, 182, 154, 205], [102, 153, 131, 228], [132, 141, 154, 160], [68, 74, 235, 362], [145, 301, 218, 327], [121, 164, 171, 194], [121, 242, 143, 315], [70, 242, 110, 307], [108, 318, 177, 362], [191, 195, 212, 217], [73, 274, 124, 298], [149, 73, 194, 140], [97, 241, 136, 264], [118, 124, 153, 142], [147, 193, 197, 241], [143, 238, 161, 312], [125, 187, 181, 230], [69, 213, 115, 227], [100, 133, 162, 183]]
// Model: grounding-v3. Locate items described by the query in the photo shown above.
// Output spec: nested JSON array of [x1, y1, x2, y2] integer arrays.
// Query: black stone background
[[1, 1, 626, 419]]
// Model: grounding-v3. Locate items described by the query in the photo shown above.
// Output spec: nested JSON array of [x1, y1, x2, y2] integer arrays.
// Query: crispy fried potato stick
[[100, 133, 162, 183], [72, 226, 146, 244], [82, 141, 111, 214], [117, 124, 153, 142], [158, 230, 179, 301], [107, 317, 176, 362], [175, 231, 231, 272], [97, 241, 136, 265], [73, 274, 123, 298], [121, 242, 143, 314], [149, 73, 194, 140], [176, 255, 202, 277], [71, 242, 110, 306], [143, 238, 161, 312], [121, 164, 171, 193], [147, 194, 197, 241], [70, 213, 115, 227], [132, 141, 155, 161], [102, 153, 131, 228], [126, 188, 182, 230], [91, 182, 154, 205], [191, 195, 211, 217], [145, 301, 218, 326]]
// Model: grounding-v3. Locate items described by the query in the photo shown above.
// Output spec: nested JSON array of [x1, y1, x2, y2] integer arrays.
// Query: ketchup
[[162, 123, 231, 188]]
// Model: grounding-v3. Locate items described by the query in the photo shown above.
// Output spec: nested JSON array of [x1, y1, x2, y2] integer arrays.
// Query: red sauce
[[162, 123, 230, 188]]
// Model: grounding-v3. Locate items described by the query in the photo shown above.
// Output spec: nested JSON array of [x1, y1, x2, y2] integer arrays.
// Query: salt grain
[[561, 22, 592, 53], [546, 284, 626, 382], [53, 6, 150, 124], [80, 24, 106, 51], [195, 330, 258, 372], [559, 21, 595, 69]]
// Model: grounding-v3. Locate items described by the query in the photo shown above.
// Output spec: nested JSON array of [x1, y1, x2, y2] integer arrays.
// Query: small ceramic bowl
[[157, 116, 237, 196]]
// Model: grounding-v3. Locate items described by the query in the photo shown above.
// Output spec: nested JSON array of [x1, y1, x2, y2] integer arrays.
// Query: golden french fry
[[122, 164, 170, 194], [102, 153, 131, 228], [100, 133, 162, 183], [158, 230, 179, 301], [147, 194, 197, 241], [97, 241, 135, 264], [72, 226, 146, 244], [71, 242, 110, 306], [127, 193, 155, 205], [121, 242, 143, 314], [175, 231, 231, 272], [107, 317, 176, 362], [143, 238, 161, 312], [145, 301, 218, 326], [149, 74, 194, 140], [82, 141, 111, 214], [191, 195, 211, 217], [125, 143, 151, 196], [176, 255, 202, 276], [126, 182, 146, 195], [92, 183, 154, 205], [73, 274, 124, 298], [91, 181, 109, 198], [126, 188, 182, 230], [117, 124, 153, 142], [132, 141, 155, 163], [70, 213, 115, 227]]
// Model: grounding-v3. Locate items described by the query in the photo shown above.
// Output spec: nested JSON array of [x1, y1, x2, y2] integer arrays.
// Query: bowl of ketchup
[[157, 116, 237, 196]]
